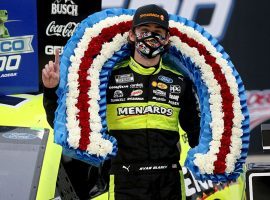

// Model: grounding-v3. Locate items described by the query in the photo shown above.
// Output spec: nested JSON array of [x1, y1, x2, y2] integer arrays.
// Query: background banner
[[183, 166, 245, 200], [37, 0, 101, 88], [220, 0, 270, 154], [102, 0, 270, 154], [2, 1, 269, 148], [0, 0, 39, 95]]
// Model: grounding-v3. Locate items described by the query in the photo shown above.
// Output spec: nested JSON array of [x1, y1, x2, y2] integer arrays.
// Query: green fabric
[[129, 57, 162, 75], [113, 57, 183, 77], [107, 101, 180, 131], [0, 94, 62, 199], [108, 175, 115, 200]]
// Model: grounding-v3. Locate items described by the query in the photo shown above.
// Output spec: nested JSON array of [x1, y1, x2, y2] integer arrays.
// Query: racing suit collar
[[129, 57, 162, 75]]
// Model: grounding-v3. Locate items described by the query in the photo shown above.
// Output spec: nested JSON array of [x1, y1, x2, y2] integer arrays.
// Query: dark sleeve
[[179, 79, 201, 148], [43, 86, 58, 128]]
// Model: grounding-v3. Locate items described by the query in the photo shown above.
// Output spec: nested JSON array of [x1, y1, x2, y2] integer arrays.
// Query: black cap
[[132, 4, 169, 31]]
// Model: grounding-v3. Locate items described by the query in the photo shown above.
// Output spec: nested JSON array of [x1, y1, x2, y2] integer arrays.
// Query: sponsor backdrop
[[37, 0, 101, 88], [179, 133, 245, 200], [221, 0, 270, 154], [0, 0, 38, 95], [0, 0, 101, 96], [1, 1, 269, 152], [102, 0, 270, 154], [182, 166, 245, 200], [0, 0, 268, 199]]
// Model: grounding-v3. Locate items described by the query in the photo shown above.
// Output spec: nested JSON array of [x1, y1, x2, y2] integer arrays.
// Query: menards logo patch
[[117, 105, 173, 116]]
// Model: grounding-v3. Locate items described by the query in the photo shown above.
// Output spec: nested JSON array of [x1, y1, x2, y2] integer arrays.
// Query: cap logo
[[140, 13, 164, 21], [160, 15, 164, 21]]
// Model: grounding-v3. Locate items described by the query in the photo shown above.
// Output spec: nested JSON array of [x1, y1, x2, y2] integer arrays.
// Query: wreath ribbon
[[54, 8, 249, 182]]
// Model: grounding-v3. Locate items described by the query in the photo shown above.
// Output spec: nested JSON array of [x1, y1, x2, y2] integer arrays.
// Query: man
[[42, 4, 200, 200]]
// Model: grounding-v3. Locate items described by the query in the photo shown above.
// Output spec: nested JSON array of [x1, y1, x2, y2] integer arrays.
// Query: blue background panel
[[0, 0, 39, 95]]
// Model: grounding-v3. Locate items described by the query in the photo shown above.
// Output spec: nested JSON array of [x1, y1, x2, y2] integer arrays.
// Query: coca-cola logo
[[46, 21, 78, 37]]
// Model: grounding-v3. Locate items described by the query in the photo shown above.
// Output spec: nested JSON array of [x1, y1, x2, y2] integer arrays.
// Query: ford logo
[[158, 75, 173, 84], [2, 132, 37, 140]]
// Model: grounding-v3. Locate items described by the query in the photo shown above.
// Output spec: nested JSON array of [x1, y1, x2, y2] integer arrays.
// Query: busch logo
[[51, 0, 78, 16], [46, 21, 78, 37]]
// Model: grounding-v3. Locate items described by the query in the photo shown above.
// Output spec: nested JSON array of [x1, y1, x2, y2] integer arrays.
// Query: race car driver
[[42, 4, 200, 200]]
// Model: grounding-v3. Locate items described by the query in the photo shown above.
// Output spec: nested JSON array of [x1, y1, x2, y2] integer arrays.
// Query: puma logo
[[122, 165, 130, 172]]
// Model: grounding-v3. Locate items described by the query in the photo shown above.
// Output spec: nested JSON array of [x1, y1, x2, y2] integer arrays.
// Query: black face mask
[[135, 31, 167, 59]]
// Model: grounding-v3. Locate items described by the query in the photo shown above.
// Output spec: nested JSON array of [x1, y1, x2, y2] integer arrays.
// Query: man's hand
[[42, 49, 60, 88]]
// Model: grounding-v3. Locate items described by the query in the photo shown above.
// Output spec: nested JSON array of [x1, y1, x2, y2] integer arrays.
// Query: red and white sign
[[247, 90, 270, 130]]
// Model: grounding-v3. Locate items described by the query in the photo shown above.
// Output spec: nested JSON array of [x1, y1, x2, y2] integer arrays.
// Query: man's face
[[129, 23, 169, 44]]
